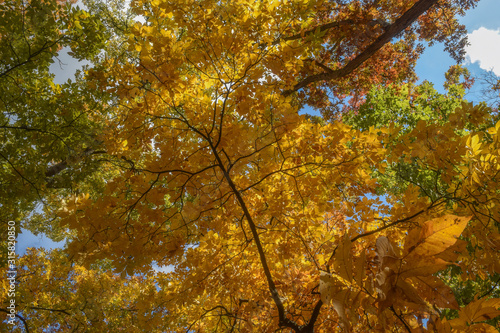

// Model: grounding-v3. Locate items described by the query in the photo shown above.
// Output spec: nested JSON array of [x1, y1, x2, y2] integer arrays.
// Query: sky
[[49, 47, 90, 85], [20, 0, 500, 256], [415, 0, 500, 100]]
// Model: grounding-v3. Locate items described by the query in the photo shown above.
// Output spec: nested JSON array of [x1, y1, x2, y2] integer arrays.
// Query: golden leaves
[[459, 298, 500, 324], [5, 0, 500, 331], [412, 276, 458, 309], [446, 298, 500, 332], [10, 248, 170, 332], [373, 215, 470, 312]]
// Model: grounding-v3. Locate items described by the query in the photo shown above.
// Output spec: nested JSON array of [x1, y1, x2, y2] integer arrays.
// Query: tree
[[343, 77, 500, 329], [343, 68, 482, 198], [3, 0, 500, 332], [0, 0, 110, 244], [1, 248, 173, 332]]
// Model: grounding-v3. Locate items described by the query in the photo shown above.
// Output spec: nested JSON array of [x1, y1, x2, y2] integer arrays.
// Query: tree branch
[[282, 0, 439, 96], [0, 39, 62, 79], [390, 306, 412, 332], [350, 198, 445, 243], [273, 20, 354, 46], [208, 139, 301, 332], [0, 308, 30, 333], [300, 299, 323, 333], [45, 149, 106, 178], [28, 306, 71, 315]]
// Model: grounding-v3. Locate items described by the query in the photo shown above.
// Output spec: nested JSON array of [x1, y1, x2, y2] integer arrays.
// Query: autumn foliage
[[1, 0, 500, 332]]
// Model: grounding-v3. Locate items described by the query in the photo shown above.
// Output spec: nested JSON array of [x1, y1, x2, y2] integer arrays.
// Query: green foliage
[[343, 81, 498, 199], [344, 81, 465, 132], [440, 267, 500, 327], [0, 0, 109, 242]]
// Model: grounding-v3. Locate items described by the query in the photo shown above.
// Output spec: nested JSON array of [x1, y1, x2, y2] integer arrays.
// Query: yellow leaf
[[465, 323, 499, 332], [461, 298, 500, 323], [436, 239, 467, 262], [333, 235, 353, 283], [467, 134, 482, 154], [412, 276, 459, 309], [354, 251, 366, 288], [395, 278, 426, 306], [405, 215, 471, 258], [400, 257, 447, 281]]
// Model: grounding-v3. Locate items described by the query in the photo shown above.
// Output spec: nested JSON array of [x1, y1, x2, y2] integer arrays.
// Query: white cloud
[[152, 262, 175, 273], [465, 27, 500, 76]]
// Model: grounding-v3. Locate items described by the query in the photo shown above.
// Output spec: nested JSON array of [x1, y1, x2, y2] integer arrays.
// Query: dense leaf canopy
[[1, 0, 500, 332]]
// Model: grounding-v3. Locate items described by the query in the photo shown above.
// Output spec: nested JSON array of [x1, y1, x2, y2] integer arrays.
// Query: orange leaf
[[436, 239, 468, 262], [412, 276, 459, 309], [460, 298, 500, 323], [399, 257, 448, 279], [354, 251, 366, 288], [334, 235, 353, 283]]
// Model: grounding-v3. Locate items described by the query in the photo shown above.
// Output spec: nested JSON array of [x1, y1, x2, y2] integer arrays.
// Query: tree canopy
[[2, 0, 500, 332]]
